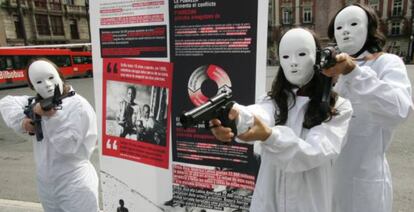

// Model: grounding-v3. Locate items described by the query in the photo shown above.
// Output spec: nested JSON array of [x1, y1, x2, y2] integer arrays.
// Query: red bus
[[0, 48, 92, 89]]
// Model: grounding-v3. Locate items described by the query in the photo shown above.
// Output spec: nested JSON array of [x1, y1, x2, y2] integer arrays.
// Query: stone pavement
[[0, 199, 43, 212]]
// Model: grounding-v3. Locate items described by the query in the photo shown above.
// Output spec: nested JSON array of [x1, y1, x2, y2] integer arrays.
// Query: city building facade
[[0, 0, 90, 47], [268, 0, 414, 64]]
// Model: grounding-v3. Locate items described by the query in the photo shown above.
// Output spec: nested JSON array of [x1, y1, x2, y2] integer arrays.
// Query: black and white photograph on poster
[[105, 80, 168, 146]]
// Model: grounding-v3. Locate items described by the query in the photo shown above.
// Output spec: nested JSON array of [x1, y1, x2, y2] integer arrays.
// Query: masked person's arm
[[42, 96, 97, 155], [210, 99, 274, 142], [325, 54, 413, 128], [262, 99, 351, 172], [213, 97, 353, 172], [0, 95, 32, 134]]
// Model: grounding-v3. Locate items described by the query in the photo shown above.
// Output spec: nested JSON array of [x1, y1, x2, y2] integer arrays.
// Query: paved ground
[[0, 66, 413, 212], [0, 199, 42, 212]]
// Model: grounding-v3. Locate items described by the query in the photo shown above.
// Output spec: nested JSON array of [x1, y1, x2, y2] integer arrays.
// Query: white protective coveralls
[[0, 90, 99, 212], [332, 52, 413, 212], [234, 94, 353, 212]]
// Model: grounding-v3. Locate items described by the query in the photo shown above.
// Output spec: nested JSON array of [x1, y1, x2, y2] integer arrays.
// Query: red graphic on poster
[[187, 64, 232, 107], [102, 58, 173, 169]]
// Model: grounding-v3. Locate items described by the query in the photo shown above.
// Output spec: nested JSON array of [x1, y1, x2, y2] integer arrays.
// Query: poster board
[[90, 0, 268, 211]]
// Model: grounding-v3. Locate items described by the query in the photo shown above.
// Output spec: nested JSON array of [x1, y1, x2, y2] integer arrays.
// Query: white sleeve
[[233, 103, 255, 136], [233, 99, 276, 144], [0, 95, 31, 134], [42, 97, 98, 155], [260, 98, 353, 173], [336, 54, 413, 127]]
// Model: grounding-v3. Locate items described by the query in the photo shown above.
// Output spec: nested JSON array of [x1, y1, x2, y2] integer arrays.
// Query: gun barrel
[[180, 91, 232, 128]]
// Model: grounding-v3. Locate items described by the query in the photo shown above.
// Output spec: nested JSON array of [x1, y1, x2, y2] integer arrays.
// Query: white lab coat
[[332, 52, 413, 212], [235, 94, 353, 212], [0, 91, 99, 212]]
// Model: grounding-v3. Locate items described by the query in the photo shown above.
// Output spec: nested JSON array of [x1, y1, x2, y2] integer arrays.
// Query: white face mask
[[279, 28, 316, 87], [334, 5, 368, 55], [28, 60, 64, 99]]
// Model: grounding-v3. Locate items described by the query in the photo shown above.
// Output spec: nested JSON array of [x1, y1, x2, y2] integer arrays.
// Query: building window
[[303, 7, 312, 23], [49, 0, 62, 11], [34, 0, 47, 9], [368, 0, 379, 11], [69, 19, 80, 39], [35, 14, 50, 35], [268, 1, 273, 26], [391, 22, 401, 35], [0, 57, 14, 70], [13, 15, 24, 39], [282, 8, 292, 25], [65, 0, 75, 5], [392, 0, 402, 16], [50, 16, 64, 35]]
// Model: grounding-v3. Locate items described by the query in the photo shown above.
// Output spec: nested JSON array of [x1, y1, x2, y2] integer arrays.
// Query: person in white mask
[[209, 28, 353, 212], [0, 58, 99, 212], [324, 4, 413, 212]]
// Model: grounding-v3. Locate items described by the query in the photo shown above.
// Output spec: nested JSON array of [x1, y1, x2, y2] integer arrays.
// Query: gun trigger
[[204, 121, 210, 130]]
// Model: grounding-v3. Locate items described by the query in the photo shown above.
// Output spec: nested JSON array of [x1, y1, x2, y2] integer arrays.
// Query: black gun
[[23, 84, 76, 141], [314, 45, 339, 110], [315, 46, 338, 71], [180, 90, 237, 135]]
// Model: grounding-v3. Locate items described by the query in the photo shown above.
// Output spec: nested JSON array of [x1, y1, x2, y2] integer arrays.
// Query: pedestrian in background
[[117, 85, 140, 138]]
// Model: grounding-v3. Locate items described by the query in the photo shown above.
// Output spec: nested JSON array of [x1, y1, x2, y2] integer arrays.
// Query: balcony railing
[[65, 5, 87, 14], [33, 0, 47, 9], [1, 0, 29, 8], [49, 2, 62, 11]]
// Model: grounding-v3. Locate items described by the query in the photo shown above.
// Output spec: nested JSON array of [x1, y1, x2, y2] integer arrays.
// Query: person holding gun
[[137, 104, 154, 141], [209, 28, 353, 212], [323, 4, 413, 212], [0, 58, 99, 212], [117, 85, 140, 138]]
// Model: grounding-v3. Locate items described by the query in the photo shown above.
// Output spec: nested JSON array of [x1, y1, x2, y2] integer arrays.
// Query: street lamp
[[16, 0, 28, 45], [409, 0, 414, 64], [407, 35, 414, 63]]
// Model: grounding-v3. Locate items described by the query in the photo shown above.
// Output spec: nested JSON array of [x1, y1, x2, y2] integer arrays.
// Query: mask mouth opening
[[291, 70, 298, 74], [343, 37, 350, 41]]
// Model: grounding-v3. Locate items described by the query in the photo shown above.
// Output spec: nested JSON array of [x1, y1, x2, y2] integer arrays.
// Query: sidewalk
[[0, 199, 105, 212], [0, 199, 43, 212]]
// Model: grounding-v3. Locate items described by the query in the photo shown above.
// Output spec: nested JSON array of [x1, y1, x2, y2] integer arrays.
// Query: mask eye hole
[[351, 22, 358, 26], [336, 26, 342, 30], [299, 52, 306, 57], [282, 55, 289, 59], [36, 81, 42, 84], [49, 76, 54, 80]]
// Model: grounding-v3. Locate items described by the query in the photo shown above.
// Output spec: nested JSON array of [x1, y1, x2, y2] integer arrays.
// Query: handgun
[[180, 90, 237, 135], [315, 45, 339, 109]]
